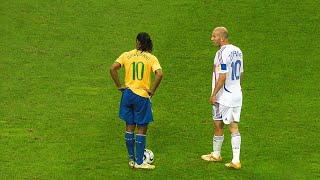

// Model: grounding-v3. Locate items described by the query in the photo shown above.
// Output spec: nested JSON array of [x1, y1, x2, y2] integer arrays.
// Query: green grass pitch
[[1, 0, 319, 179]]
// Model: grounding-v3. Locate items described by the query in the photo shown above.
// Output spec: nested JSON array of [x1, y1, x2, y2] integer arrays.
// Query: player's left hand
[[210, 95, 216, 105], [118, 86, 128, 92]]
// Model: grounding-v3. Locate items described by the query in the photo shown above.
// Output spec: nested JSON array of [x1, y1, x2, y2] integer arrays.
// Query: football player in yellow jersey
[[110, 32, 163, 170]]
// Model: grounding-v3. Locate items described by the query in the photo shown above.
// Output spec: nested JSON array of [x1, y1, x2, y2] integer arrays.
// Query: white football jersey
[[212, 44, 244, 107]]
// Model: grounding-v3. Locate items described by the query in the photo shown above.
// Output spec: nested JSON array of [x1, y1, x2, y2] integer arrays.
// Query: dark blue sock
[[135, 134, 146, 165], [125, 132, 135, 161]]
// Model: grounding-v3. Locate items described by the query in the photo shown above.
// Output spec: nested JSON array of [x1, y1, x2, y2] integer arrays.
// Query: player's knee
[[214, 130, 224, 136], [214, 125, 224, 135], [228, 126, 239, 134], [137, 125, 148, 135]]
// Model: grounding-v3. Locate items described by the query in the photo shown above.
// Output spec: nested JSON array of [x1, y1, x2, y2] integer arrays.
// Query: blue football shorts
[[119, 88, 153, 126]]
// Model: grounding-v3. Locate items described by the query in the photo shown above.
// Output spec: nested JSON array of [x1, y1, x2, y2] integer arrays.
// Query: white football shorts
[[212, 103, 242, 124]]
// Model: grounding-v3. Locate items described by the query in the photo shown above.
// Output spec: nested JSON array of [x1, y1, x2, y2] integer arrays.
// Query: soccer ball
[[143, 149, 154, 164]]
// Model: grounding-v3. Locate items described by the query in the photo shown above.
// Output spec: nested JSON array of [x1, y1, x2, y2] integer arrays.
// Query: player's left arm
[[110, 62, 127, 91], [210, 73, 226, 105]]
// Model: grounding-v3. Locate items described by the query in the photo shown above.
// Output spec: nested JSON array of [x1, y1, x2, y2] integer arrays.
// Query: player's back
[[116, 49, 161, 98], [216, 45, 243, 107]]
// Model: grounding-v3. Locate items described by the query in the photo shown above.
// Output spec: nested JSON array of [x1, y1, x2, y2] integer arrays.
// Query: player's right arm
[[145, 69, 163, 98], [240, 72, 244, 86]]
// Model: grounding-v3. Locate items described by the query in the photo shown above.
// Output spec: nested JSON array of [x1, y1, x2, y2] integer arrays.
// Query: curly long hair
[[136, 32, 153, 52]]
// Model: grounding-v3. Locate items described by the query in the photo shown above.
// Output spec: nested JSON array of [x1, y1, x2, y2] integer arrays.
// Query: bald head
[[211, 27, 229, 47], [214, 27, 229, 39]]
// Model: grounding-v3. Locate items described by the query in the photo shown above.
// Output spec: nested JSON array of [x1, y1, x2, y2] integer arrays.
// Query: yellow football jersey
[[116, 49, 161, 98]]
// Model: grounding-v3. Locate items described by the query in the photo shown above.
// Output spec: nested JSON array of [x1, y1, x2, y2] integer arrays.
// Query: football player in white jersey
[[201, 27, 244, 170]]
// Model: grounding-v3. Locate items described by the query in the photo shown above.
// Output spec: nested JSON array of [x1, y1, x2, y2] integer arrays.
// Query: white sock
[[231, 133, 241, 163], [212, 135, 224, 157]]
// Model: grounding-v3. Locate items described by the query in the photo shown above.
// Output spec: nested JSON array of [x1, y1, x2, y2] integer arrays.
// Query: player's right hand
[[144, 88, 154, 98]]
